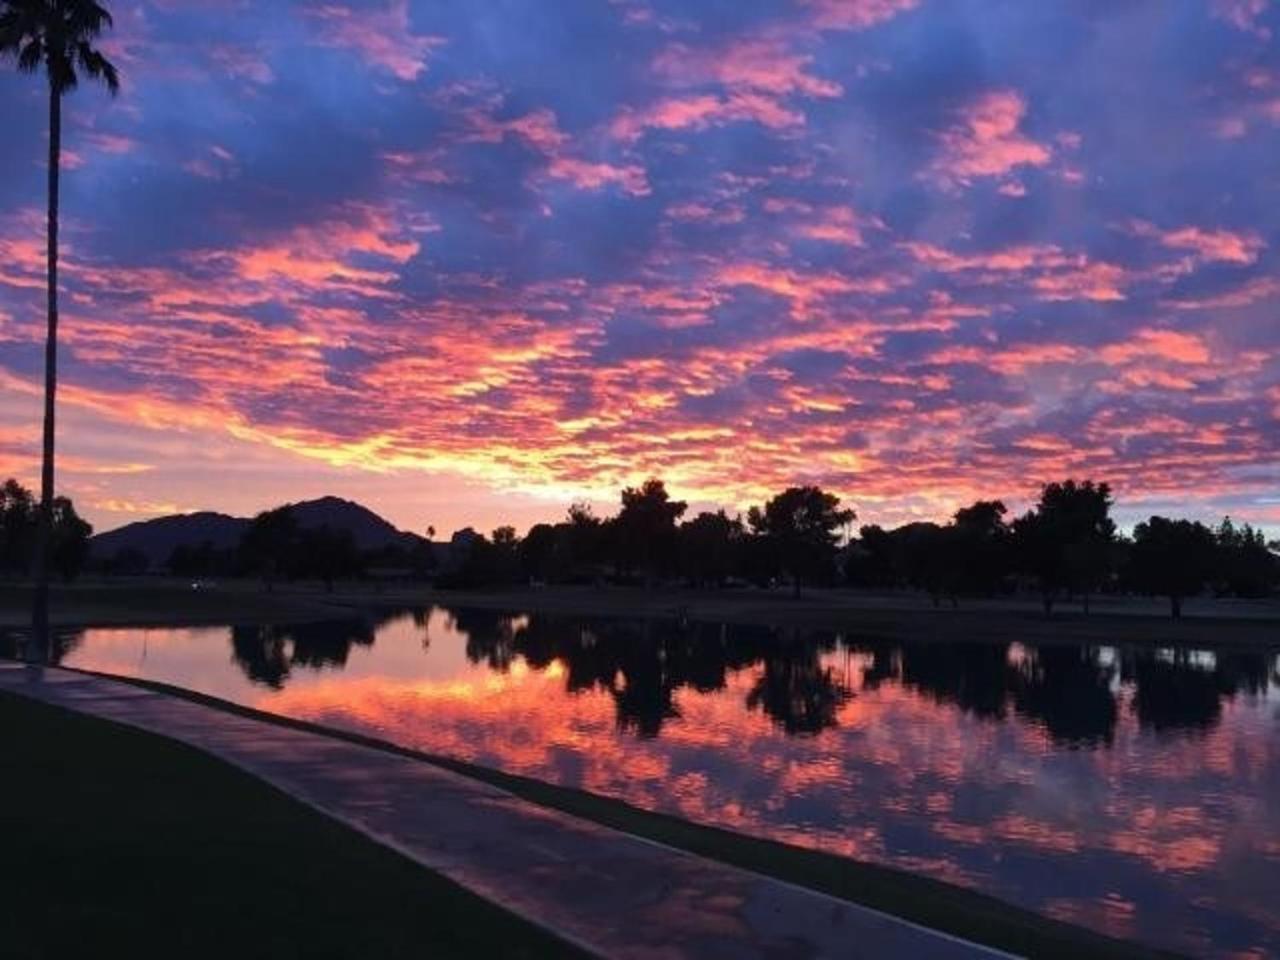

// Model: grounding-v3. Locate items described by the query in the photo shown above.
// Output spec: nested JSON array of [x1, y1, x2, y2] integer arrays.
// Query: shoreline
[[1, 578, 1277, 646]]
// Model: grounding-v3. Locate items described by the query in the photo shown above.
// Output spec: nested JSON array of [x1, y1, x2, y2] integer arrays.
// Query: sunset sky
[[1, 0, 1277, 537]]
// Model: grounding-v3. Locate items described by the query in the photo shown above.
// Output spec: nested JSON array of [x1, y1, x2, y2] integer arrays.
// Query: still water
[[26, 608, 1280, 957]]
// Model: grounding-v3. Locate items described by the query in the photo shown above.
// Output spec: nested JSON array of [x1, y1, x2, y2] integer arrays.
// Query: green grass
[[80, 671, 1181, 960], [0, 691, 581, 960]]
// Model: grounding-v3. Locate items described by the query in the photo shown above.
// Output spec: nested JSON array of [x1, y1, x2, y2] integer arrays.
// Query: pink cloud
[[546, 157, 651, 196], [801, 0, 921, 31], [190, 203, 422, 297], [611, 93, 805, 142], [1029, 262, 1127, 303], [652, 37, 842, 99], [902, 242, 1128, 302], [1099, 329, 1212, 365], [182, 145, 239, 181], [306, 1, 444, 81], [1165, 275, 1280, 310], [453, 103, 649, 196], [902, 242, 1065, 273], [209, 44, 275, 85], [1211, 0, 1272, 37], [461, 106, 569, 152], [381, 150, 456, 185], [1214, 116, 1249, 139], [925, 90, 1053, 190], [83, 132, 137, 154], [1126, 220, 1265, 264], [712, 262, 897, 318], [789, 204, 884, 246], [929, 342, 1083, 375], [665, 202, 746, 225]]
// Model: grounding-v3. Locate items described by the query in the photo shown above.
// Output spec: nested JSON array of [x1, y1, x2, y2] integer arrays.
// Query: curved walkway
[[0, 661, 1012, 960]]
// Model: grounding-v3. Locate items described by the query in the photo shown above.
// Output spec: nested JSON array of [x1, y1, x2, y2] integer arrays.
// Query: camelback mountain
[[89, 496, 424, 568]]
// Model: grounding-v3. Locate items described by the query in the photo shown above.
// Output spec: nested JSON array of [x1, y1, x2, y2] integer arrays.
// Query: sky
[[0, 0, 1278, 538]]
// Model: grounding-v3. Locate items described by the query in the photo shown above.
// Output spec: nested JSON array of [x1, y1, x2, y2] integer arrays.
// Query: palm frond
[[17, 34, 42, 72], [76, 39, 116, 94], [1, 0, 119, 93], [0, 4, 43, 57]]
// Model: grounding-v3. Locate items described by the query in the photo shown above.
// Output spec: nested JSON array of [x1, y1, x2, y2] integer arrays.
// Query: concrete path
[[0, 661, 1012, 959]]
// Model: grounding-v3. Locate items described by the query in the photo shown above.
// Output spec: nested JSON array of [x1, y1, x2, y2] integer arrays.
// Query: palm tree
[[1, 1, 118, 657]]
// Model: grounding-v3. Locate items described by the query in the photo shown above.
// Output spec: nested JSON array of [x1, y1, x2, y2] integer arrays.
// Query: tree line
[[441, 478, 1278, 618], [0, 479, 92, 581], [13, 473, 1277, 618]]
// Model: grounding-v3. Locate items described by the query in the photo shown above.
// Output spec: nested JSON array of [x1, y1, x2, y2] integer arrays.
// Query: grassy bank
[[70, 668, 1180, 960], [424, 584, 1280, 647], [0, 690, 579, 960], [2, 578, 1278, 646], [0, 579, 352, 628]]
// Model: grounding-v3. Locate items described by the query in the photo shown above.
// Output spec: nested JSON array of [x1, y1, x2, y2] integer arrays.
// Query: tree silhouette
[[678, 510, 744, 587], [518, 522, 559, 583], [748, 486, 853, 597], [891, 521, 954, 605], [301, 524, 362, 592], [950, 500, 1011, 597], [239, 506, 299, 590], [0, 478, 36, 575], [563, 502, 604, 581], [103, 545, 147, 575], [0, 478, 89, 578], [1213, 516, 1277, 598], [1129, 516, 1216, 618], [49, 494, 90, 580], [844, 523, 896, 588], [2, 1, 119, 654], [612, 479, 687, 584], [1013, 480, 1115, 616]]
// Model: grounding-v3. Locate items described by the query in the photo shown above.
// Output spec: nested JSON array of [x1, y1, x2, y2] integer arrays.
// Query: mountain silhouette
[[89, 496, 424, 567]]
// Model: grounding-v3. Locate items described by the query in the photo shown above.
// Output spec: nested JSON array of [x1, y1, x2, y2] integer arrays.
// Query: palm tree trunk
[[29, 88, 60, 663]]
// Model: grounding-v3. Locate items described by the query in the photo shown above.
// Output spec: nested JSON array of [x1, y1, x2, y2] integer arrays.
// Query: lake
[[16, 607, 1280, 958]]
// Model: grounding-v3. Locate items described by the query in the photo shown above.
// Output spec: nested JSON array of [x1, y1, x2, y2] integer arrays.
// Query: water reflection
[[421, 612, 1278, 745], [231, 618, 380, 688], [456, 615, 857, 737], [11, 607, 1280, 958]]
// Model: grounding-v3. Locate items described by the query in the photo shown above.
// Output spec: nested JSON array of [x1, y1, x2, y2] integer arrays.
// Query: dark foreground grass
[[0, 691, 580, 960], [84, 670, 1180, 960]]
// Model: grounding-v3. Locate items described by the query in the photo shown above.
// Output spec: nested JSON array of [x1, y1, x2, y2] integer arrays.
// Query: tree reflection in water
[[228, 612, 404, 690], [440, 609, 1278, 745]]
